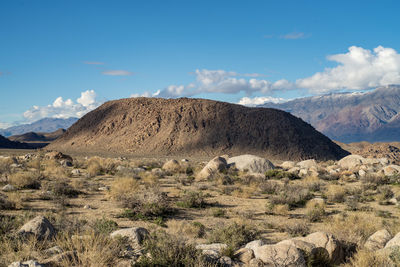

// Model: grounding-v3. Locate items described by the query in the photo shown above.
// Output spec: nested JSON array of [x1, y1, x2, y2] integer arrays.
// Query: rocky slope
[[48, 97, 348, 161], [0, 135, 31, 149], [0, 118, 77, 137], [8, 129, 66, 142], [260, 85, 400, 143]]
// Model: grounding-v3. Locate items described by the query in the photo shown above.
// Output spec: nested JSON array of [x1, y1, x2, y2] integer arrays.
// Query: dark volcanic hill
[[0, 135, 31, 149], [9, 129, 66, 142], [0, 118, 77, 137], [260, 85, 400, 143], [48, 98, 348, 161]]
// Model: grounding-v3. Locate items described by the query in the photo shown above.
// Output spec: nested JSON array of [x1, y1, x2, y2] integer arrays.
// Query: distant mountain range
[[260, 85, 400, 143], [0, 135, 31, 149], [0, 117, 78, 137]]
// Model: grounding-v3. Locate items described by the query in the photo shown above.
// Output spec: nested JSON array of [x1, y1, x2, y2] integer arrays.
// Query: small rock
[[338, 155, 366, 170], [218, 256, 233, 266], [280, 161, 296, 170], [162, 159, 181, 173], [17, 216, 55, 240], [110, 227, 149, 245], [71, 169, 80, 175], [83, 205, 91, 209], [245, 240, 265, 251], [2, 184, 16, 192], [98, 186, 110, 191], [297, 159, 318, 169], [365, 229, 392, 251]]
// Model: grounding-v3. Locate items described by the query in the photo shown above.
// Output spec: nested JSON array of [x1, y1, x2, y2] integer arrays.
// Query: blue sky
[[1, 0, 400, 127]]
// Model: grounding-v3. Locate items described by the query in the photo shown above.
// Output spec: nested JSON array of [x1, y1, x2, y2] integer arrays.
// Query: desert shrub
[[140, 172, 159, 187], [8, 171, 41, 189], [265, 169, 300, 180], [345, 196, 360, 211], [269, 184, 312, 208], [325, 213, 381, 246], [92, 218, 118, 235], [46, 180, 80, 198], [168, 220, 206, 238], [177, 191, 207, 209], [387, 174, 400, 185], [301, 176, 324, 192], [266, 202, 289, 215], [42, 160, 69, 178], [56, 231, 124, 267], [120, 188, 171, 221], [377, 185, 394, 202], [343, 249, 394, 267], [361, 174, 389, 186], [0, 157, 14, 175], [231, 187, 256, 198], [259, 180, 281, 194], [109, 177, 139, 203], [278, 220, 310, 237], [87, 158, 103, 177], [136, 231, 205, 266], [305, 200, 326, 222], [211, 208, 226, 218], [325, 184, 346, 203], [0, 194, 15, 210], [208, 222, 259, 250]]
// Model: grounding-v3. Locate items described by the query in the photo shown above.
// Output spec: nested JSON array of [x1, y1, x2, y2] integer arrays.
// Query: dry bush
[[231, 186, 256, 198], [305, 200, 326, 222], [301, 176, 324, 192], [325, 213, 381, 246], [177, 190, 207, 208], [56, 231, 124, 267], [87, 158, 103, 177], [343, 249, 394, 267], [325, 184, 346, 203], [0, 157, 14, 175], [26, 159, 41, 170], [275, 219, 310, 237], [0, 194, 15, 210], [377, 185, 394, 203], [208, 222, 260, 250], [266, 202, 289, 215], [269, 184, 311, 208], [140, 172, 159, 187], [42, 160, 68, 179], [361, 173, 389, 186], [167, 220, 206, 238], [259, 180, 282, 194], [8, 171, 40, 189], [109, 177, 139, 203]]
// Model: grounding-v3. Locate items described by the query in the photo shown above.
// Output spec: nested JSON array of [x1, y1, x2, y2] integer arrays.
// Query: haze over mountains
[[0, 117, 78, 137], [260, 85, 400, 143], [48, 97, 348, 161]]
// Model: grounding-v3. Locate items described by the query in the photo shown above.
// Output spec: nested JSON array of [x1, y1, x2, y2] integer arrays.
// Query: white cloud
[[157, 69, 293, 98], [130, 90, 160, 98], [238, 96, 287, 106], [0, 122, 13, 129], [102, 70, 134, 76], [296, 46, 400, 93], [23, 90, 102, 122], [280, 32, 306, 40]]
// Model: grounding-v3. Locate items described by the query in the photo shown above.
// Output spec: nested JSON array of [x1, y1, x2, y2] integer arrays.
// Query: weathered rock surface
[[254, 243, 306, 267], [162, 159, 181, 172], [338, 155, 366, 169], [196, 156, 227, 180], [110, 227, 149, 245], [385, 232, 400, 249], [227, 154, 274, 174], [365, 229, 392, 251], [17, 216, 55, 240]]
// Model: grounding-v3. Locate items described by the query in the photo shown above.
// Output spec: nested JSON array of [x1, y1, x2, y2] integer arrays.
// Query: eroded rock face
[[254, 243, 306, 267], [383, 165, 400, 176], [245, 240, 265, 251], [280, 161, 296, 170], [17, 216, 55, 240], [234, 248, 254, 264], [385, 232, 400, 249], [227, 154, 274, 174], [196, 156, 227, 181], [110, 227, 149, 246], [297, 159, 318, 169], [365, 229, 392, 251], [295, 232, 344, 265]]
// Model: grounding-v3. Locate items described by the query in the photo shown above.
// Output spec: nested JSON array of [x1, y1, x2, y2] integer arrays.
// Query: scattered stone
[[385, 232, 400, 249], [162, 159, 181, 172], [8, 260, 44, 267], [132, 167, 146, 174], [17, 216, 55, 240], [234, 248, 254, 264], [2, 184, 16, 192], [71, 169, 80, 175], [295, 232, 344, 265], [254, 243, 306, 267], [110, 227, 149, 245], [227, 154, 275, 174], [60, 159, 73, 167], [287, 167, 300, 174], [338, 155, 366, 170], [196, 156, 228, 181], [245, 240, 265, 251], [98, 186, 110, 191], [218, 256, 233, 266], [280, 161, 296, 170], [297, 159, 318, 169], [83, 205, 91, 209], [43, 246, 63, 257], [365, 229, 392, 251]]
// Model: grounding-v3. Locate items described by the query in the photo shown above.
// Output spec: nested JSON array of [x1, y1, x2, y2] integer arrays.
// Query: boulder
[[45, 151, 73, 162], [2, 184, 16, 192], [338, 155, 366, 170], [295, 232, 344, 265], [245, 240, 265, 251], [248, 258, 264, 267], [385, 232, 400, 249], [17, 216, 55, 240], [297, 159, 318, 169], [110, 227, 149, 245], [8, 260, 44, 267], [227, 155, 274, 174], [280, 161, 296, 170], [162, 160, 181, 173], [60, 160, 73, 167], [287, 167, 300, 174], [196, 156, 228, 181], [365, 229, 392, 251], [278, 239, 329, 262], [233, 248, 254, 264], [218, 256, 233, 266], [254, 243, 306, 267], [383, 165, 400, 176]]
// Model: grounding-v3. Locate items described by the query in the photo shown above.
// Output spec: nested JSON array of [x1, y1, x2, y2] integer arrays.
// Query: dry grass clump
[[377, 185, 394, 203], [167, 220, 206, 238], [269, 184, 312, 208], [343, 249, 395, 267], [325, 184, 346, 203], [208, 222, 259, 250], [325, 213, 381, 246], [42, 160, 68, 179], [137, 231, 207, 266], [56, 231, 124, 267], [266, 202, 289, 215], [301, 176, 324, 192], [140, 172, 159, 187], [231, 186, 257, 198], [0, 194, 15, 210], [265, 169, 300, 180], [87, 158, 103, 177], [109, 177, 139, 203], [305, 200, 326, 222], [0, 157, 14, 175], [259, 180, 281, 194], [8, 171, 41, 189], [177, 190, 207, 209], [275, 219, 310, 237]]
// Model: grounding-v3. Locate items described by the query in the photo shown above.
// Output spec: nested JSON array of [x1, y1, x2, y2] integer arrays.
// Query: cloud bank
[[23, 90, 101, 122]]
